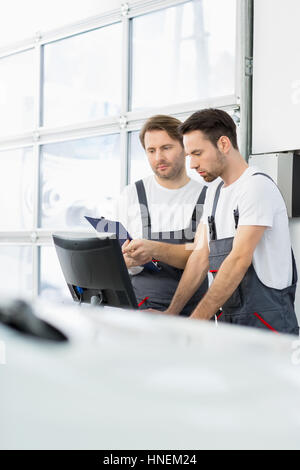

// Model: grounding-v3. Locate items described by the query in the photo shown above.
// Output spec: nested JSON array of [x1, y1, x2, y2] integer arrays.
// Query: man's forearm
[[151, 242, 194, 269], [191, 254, 250, 320], [166, 251, 209, 315]]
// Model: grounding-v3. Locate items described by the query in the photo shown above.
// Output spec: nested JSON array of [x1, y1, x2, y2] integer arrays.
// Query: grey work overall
[[131, 180, 208, 316], [208, 173, 299, 335]]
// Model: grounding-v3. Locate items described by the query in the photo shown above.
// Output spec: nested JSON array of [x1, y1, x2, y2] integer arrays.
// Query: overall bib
[[208, 173, 299, 335], [131, 180, 208, 316]]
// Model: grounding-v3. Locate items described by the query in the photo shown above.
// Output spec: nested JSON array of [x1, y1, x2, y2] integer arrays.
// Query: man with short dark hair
[[147, 108, 298, 335], [116, 114, 208, 315]]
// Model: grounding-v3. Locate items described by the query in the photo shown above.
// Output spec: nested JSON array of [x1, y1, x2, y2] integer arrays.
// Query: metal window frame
[[0, 0, 251, 300], [238, 0, 254, 161]]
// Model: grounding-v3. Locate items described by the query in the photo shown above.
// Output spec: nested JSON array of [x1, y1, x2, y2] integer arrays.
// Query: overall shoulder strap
[[252, 171, 275, 183], [208, 181, 224, 241], [291, 249, 298, 284], [191, 185, 207, 222], [211, 182, 224, 219], [135, 180, 151, 239]]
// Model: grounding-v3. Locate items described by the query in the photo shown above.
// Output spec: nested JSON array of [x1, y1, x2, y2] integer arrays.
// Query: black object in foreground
[[0, 299, 68, 342]]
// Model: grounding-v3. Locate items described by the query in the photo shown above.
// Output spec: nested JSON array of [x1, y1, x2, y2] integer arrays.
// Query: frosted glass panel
[[129, 131, 152, 183], [0, 50, 35, 137], [40, 134, 121, 229], [0, 246, 32, 298], [43, 23, 122, 127], [0, 147, 34, 230], [131, 0, 236, 111], [39, 246, 70, 302], [0, 0, 120, 47]]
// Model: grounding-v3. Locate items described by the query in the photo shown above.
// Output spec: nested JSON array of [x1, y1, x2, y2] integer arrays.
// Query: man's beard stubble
[[202, 150, 226, 183], [153, 162, 185, 181]]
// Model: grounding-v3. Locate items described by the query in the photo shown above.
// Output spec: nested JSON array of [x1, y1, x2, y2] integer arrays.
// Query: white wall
[[252, 0, 300, 321], [252, 0, 300, 154]]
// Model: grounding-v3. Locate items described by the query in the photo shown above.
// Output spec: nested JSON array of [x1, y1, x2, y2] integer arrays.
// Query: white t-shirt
[[202, 166, 293, 290], [113, 175, 206, 240]]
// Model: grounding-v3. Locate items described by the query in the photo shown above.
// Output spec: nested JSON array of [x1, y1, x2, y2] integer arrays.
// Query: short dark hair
[[139, 115, 183, 149], [178, 108, 239, 150]]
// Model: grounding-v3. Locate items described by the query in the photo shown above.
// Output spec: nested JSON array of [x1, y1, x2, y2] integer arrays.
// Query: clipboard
[[85, 216, 161, 272]]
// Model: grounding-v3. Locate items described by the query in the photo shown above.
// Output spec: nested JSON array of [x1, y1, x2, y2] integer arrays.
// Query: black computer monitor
[[52, 233, 138, 309]]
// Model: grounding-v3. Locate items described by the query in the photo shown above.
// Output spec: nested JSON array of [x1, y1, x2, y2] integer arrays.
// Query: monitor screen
[[53, 233, 138, 309]]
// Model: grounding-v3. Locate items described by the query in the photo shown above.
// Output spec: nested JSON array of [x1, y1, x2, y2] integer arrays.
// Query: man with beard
[[115, 114, 208, 315], [140, 108, 298, 335]]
